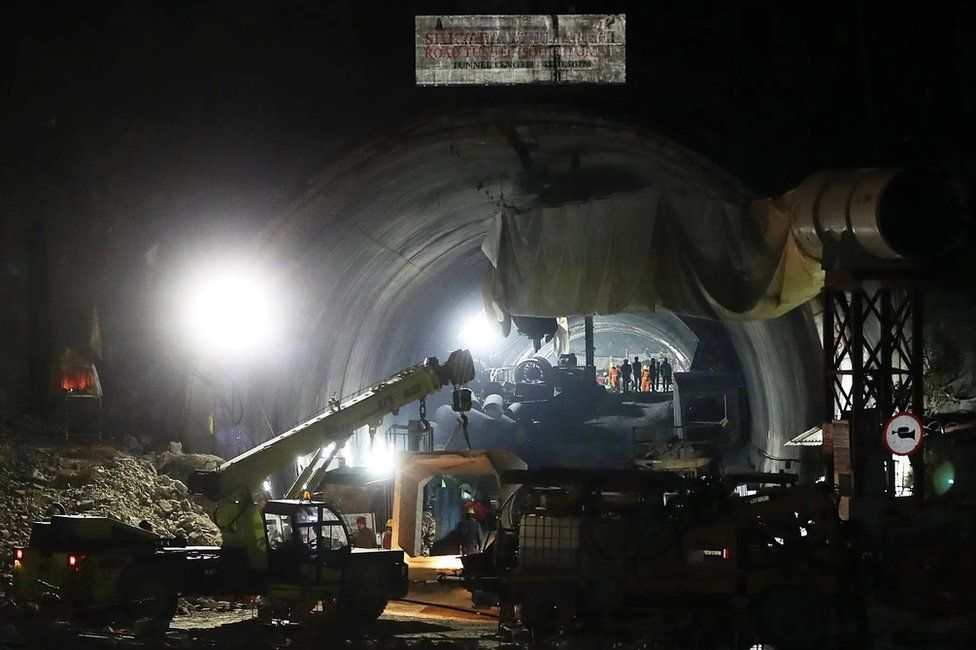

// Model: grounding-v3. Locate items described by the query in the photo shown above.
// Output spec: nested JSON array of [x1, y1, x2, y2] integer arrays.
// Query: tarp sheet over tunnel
[[482, 187, 824, 321]]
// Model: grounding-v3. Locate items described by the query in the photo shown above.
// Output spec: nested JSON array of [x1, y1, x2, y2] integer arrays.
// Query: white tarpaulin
[[482, 187, 824, 322]]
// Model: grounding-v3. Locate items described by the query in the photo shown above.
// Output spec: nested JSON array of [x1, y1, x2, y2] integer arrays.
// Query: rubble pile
[[153, 442, 224, 485], [0, 437, 222, 598]]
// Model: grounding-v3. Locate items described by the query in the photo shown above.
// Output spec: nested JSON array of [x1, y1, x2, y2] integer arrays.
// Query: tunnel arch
[[253, 105, 822, 472], [498, 313, 700, 374]]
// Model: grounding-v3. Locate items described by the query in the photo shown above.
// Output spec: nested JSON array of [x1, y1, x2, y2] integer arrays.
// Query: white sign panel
[[415, 14, 626, 86], [883, 412, 925, 456]]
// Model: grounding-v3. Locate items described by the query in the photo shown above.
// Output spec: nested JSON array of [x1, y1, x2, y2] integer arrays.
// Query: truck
[[11, 349, 475, 628], [460, 467, 843, 649]]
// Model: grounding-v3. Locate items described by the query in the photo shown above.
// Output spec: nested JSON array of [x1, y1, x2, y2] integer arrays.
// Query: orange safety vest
[[608, 366, 620, 388], [641, 368, 651, 392]]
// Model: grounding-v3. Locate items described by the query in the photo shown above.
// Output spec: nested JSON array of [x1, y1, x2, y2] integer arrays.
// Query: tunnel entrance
[[247, 106, 822, 480]]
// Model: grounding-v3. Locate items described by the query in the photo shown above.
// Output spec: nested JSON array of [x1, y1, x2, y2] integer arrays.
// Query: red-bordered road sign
[[883, 412, 925, 456]]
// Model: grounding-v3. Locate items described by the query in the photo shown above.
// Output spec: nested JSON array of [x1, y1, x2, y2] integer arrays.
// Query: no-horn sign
[[883, 412, 925, 456]]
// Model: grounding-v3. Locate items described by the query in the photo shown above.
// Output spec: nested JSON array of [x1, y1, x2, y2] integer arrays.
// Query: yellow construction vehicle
[[12, 350, 475, 628]]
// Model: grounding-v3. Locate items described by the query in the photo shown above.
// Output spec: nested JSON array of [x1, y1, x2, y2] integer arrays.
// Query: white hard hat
[[484, 394, 504, 409]]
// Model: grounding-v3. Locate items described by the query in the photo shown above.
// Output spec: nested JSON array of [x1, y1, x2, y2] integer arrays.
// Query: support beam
[[824, 286, 925, 506], [584, 315, 596, 384]]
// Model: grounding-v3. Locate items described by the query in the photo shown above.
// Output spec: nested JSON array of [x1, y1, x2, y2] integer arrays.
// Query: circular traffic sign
[[883, 412, 925, 456]]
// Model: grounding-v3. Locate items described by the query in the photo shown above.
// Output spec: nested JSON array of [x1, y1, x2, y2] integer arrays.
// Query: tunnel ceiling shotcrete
[[254, 106, 823, 469]]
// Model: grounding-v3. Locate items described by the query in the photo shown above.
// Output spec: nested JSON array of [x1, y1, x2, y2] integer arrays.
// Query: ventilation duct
[[789, 168, 967, 261], [482, 168, 965, 323]]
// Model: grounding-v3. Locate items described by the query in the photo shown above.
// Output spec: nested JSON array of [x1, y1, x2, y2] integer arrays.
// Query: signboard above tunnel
[[415, 14, 626, 86]]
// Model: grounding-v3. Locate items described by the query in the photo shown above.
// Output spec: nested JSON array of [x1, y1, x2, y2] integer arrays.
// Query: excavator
[[11, 350, 475, 628]]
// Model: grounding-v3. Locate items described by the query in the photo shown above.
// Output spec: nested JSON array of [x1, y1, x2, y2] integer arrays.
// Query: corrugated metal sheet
[[785, 425, 823, 447]]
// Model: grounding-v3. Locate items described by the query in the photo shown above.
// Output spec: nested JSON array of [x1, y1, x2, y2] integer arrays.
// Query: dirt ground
[[8, 598, 976, 649], [4, 604, 502, 649]]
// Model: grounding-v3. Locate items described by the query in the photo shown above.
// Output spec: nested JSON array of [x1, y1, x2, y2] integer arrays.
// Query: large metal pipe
[[790, 168, 966, 261]]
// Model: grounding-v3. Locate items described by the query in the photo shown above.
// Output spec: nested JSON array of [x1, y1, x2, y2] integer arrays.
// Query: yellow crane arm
[[193, 349, 474, 501], [187, 349, 473, 571]]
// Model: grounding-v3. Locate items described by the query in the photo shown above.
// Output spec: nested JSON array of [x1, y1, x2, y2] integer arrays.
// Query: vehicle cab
[[263, 500, 352, 580], [261, 499, 408, 605]]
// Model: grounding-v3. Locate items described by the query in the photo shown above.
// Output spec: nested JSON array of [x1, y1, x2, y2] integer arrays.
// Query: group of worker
[[606, 356, 673, 393], [352, 494, 491, 556]]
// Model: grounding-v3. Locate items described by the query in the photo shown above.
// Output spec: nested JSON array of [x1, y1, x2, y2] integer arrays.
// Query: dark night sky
[[6, 1, 974, 201], [1, 0, 974, 418]]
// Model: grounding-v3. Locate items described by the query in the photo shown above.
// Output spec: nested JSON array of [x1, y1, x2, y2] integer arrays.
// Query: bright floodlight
[[458, 310, 504, 353], [365, 438, 396, 476], [182, 267, 276, 359]]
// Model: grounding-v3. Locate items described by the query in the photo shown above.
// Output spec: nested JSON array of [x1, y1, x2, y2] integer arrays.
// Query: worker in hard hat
[[641, 365, 651, 392], [458, 507, 483, 556], [608, 362, 620, 392], [381, 518, 393, 549], [464, 490, 489, 524]]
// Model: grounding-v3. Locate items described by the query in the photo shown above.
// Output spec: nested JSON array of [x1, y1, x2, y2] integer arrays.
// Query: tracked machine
[[12, 350, 475, 628]]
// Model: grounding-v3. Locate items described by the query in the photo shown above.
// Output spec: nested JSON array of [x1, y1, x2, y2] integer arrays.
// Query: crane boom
[[188, 349, 473, 570], [193, 349, 475, 501]]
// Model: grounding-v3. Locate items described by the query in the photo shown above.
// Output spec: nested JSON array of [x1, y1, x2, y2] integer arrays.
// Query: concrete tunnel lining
[[252, 106, 822, 470]]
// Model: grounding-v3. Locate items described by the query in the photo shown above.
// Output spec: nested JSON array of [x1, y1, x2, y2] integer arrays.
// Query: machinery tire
[[336, 594, 387, 623], [119, 567, 177, 627], [755, 587, 825, 650]]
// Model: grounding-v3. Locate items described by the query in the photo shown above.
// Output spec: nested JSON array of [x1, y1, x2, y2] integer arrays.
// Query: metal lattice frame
[[824, 288, 923, 420], [824, 287, 924, 495]]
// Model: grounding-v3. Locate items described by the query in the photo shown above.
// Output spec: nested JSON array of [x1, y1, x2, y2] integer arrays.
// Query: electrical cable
[[753, 445, 805, 464], [393, 598, 499, 619]]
